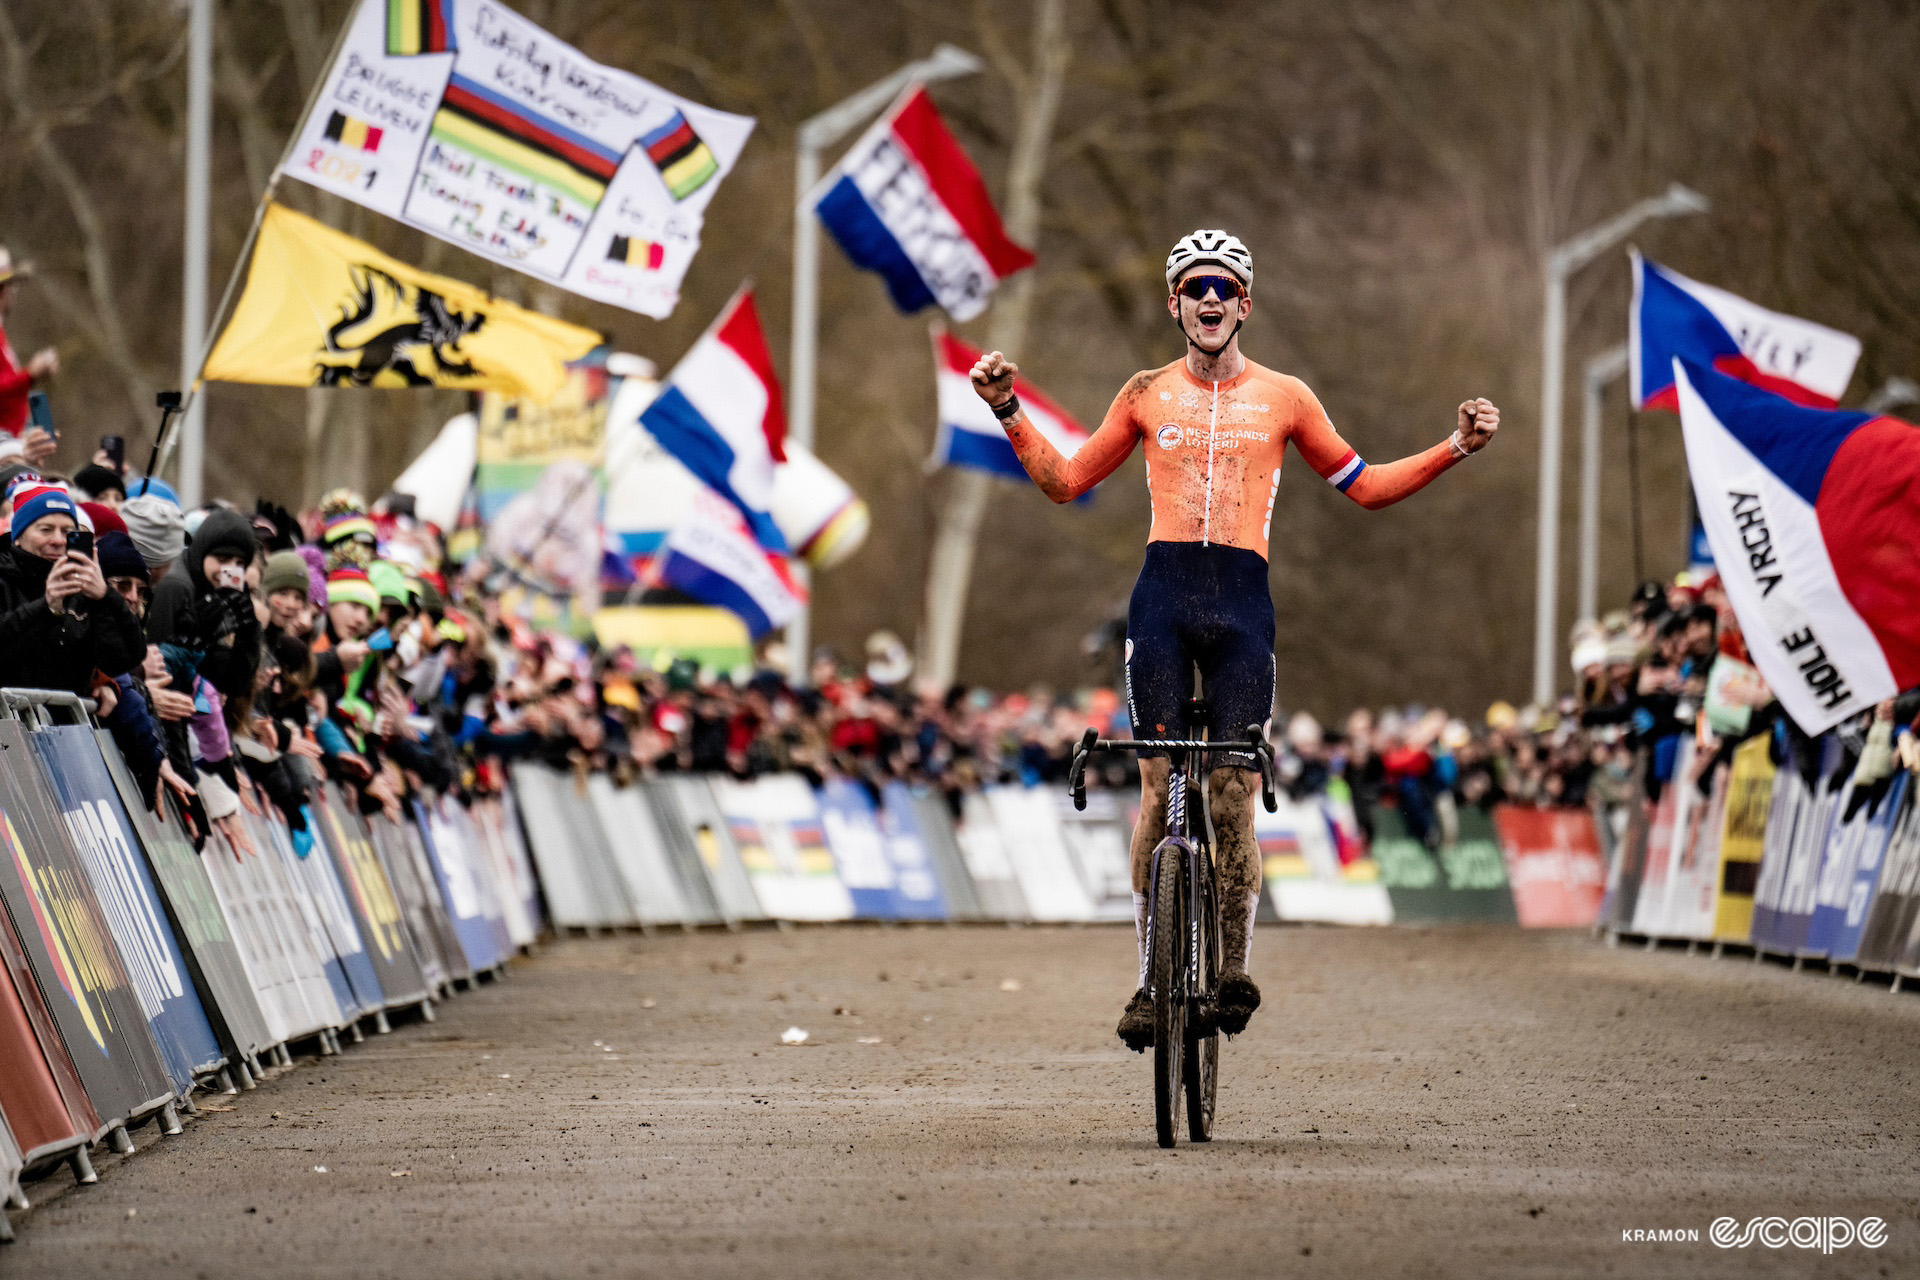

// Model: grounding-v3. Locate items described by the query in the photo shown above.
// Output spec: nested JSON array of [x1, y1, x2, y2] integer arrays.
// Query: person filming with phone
[[0, 247, 60, 467], [0, 476, 145, 697]]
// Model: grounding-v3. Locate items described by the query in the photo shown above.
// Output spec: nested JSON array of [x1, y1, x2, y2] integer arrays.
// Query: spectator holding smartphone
[[0, 478, 144, 696], [0, 248, 59, 466]]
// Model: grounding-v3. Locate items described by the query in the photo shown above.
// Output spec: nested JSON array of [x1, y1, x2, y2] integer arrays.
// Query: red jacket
[[0, 324, 30, 438]]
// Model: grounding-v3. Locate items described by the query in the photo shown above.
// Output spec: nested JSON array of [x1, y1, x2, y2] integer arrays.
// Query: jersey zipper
[[1203, 379, 1219, 546]]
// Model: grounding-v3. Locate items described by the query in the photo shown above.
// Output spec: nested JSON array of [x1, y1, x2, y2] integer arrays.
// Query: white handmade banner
[[280, 0, 754, 317]]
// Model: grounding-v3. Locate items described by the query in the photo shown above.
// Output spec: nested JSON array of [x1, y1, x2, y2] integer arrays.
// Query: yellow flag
[[203, 202, 601, 400]]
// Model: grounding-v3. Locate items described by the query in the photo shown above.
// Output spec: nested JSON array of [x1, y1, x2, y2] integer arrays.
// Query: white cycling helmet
[[1164, 229, 1253, 290]]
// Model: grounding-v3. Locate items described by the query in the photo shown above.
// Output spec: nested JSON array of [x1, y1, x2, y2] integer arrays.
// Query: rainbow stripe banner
[[386, 0, 455, 55], [431, 74, 623, 208], [642, 110, 720, 201]]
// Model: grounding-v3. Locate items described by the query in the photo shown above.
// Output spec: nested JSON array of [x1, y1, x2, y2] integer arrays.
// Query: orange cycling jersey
[[1001, 357, 1460, 557]]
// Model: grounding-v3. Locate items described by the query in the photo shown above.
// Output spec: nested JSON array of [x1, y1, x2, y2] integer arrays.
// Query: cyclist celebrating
[[969, 230, 1499, 1050]]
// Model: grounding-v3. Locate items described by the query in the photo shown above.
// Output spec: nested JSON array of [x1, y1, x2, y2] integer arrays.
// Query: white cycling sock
[[1239, 890, 1260, 973], [1133, 892, 1149, 990]]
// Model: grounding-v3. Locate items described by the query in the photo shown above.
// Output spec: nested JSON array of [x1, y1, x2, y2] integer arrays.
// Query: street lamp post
[[1576, 343, 1628, 625], [178, 0, 212, 506], [786, 45, 983, 688], [1533, 182, 1708, 706]]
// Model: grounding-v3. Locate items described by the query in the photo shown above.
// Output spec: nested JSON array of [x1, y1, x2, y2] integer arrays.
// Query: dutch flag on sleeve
[[1632, 252, 1862, 411], [814, 87, 1036, 323], [932, 330, 1087, 481], [636, 286, 789, 551], [1674, 358, 1920, 734]]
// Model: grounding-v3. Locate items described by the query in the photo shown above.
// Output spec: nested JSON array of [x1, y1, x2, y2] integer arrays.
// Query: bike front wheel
[[1184, 844, 1219, 1142], [1151, 841, 1186, 1148]]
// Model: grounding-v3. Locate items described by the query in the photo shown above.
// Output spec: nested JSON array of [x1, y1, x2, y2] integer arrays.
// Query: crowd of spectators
[[0, 435, 1913, 870]]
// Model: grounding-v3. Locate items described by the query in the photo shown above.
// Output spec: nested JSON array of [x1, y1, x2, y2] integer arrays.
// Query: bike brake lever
[[1247, 723, 1278, 813]]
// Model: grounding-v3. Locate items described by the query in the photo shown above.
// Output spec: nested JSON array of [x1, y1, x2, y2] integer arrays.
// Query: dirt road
[[8, 924, 1917, 1278]]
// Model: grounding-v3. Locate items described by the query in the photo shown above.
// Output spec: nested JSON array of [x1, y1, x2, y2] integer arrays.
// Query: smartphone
[[100, 434, 125, 470], [65, 529, 94, 559], [27, 391, 54, 439], [214, 562, 246, 591]]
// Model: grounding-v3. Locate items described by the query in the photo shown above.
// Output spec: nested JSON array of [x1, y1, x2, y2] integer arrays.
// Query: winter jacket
[[0, 543, 145, 697]]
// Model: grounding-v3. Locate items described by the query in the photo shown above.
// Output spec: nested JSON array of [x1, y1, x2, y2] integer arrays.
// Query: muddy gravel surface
[[8, 924, 1919, 1278]]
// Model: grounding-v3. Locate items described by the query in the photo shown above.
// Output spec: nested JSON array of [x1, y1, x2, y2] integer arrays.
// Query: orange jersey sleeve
[[1285, 380, 1461, 511], [1001, 374, 1143, 503]]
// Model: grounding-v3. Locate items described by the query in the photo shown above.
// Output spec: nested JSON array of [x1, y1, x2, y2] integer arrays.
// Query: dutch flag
[[1674, 358, 1920, 733], [1632, 252, 1861, 411], [814, 87, 1035, 323], [931, 329, 1088, 481], [633, 285, 789, 551], [658, 486, 807, 639]]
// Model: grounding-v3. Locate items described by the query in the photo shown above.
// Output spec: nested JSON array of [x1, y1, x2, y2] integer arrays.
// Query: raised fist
[[969, 351, 1017, 408]]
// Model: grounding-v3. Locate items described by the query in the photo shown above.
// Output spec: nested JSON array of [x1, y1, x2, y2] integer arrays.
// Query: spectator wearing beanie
[[262, 548, 314, 636], [0, 479, 145, 697], [121, 493, 185, 584], [97, 530, 151, 617], [146, 507, 261, 702], [73, 463, 127, 508]]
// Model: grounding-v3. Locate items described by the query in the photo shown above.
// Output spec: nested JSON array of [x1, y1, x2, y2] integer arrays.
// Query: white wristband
[[1448, 429, 1472, 459]]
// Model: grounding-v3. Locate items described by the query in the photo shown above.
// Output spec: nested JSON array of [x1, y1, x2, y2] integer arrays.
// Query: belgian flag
[[387, 0, 456, 56], [324, 111, 384, 153], [607, 236, 665, 270], [641, 110, 719, 201]]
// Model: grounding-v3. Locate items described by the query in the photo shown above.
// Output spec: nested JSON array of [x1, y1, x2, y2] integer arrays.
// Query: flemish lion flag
[[204, 202, 600, 401]]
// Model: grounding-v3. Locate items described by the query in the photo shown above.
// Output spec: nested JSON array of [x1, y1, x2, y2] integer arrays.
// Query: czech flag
[[1674, 358, 1920, 733], [658, 487, 806, 639], [814, 87, 1035, 323], [1632, 252, 1861, 411], [931, 329, 1088, 482], [637, 286, 788, 551]]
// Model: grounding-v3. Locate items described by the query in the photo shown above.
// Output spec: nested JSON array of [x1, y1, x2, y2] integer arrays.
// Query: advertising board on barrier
[[397, 818, 475, 983], [1056, 790, 1135, 922], [1666, 759, 1731, 941], [0, 723, 173, 1123], [1491, 805, 1606, 928], [416, 794, 509, 972], [821, 779, 947, 920], [0, 900, 101, 1160], [1750, 741, 1841, 955], [1631, 738, 1696, 938], [953, 792, 1028, 921], [1370, 803, 1517, 924], [96, 735, 272, 1062], [262, 794, 379, 1017], [512, 764, 624, 930], [586, 775, 700, 927], [27, 721, 223, 1091], [1815, 774, 1908, 964], [311, 787, 429, 1007], [904, 786, 984, 921], [1857, 784, 1920, 969], [715, 776, 854, 921], [985, 786, 1094, 922], [367, 814, 452, 991], [647, 779, 758, 922], [199, 820, 341, 1044], [472, 795, 543, 946], [1257, 794, 1392, 926], [1714, 737, 1776, 942]]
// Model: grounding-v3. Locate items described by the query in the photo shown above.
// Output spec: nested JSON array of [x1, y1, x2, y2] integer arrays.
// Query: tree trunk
[[915, 0, 1069, 690]]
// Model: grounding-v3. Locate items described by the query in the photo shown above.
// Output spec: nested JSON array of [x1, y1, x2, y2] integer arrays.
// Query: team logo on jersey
[[1155, 424, 1183, 449]]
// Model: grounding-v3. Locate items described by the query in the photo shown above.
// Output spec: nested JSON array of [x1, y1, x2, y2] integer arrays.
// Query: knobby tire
[[1184, 844, 1219, 1142], [1152, 841, 1185, 1148]]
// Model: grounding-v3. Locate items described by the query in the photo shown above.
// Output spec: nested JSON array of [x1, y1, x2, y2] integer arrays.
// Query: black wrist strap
[[992, 394, 1022, 421]]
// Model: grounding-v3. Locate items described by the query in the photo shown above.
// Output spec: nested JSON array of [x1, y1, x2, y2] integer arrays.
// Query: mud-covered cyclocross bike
[[1068, 676, 1277, 1147]]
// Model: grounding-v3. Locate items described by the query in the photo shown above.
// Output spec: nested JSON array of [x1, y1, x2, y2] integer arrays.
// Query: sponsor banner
[[1714, 736, 1777, 942], [311, 786, 429, 1005], [0, 901, 100, 1161], [953, 791, 1029, 920], [96, 733, 272, 1061], [442, 799, 518, 960], [713, 776, 853, 921], [1600, 754, 1653, 931], [1750, 738, 1843, 954], [367, 814, 452, 991], [863, 781, 948, 920], [0, 723, 172, 1123], [905, 786, 985, 921], [1056, 789, 1136, 923], [397, 817, 475, 983], [28, 723, 223, 1089], [1813, 773, 1908, 963], [645, 778, 759, 922], [200, 812, 345, 1044], [1665, 756, 1731, 941], [1258, 793, 1392, 926], [586, 774, 699, 926], [510, 763, 630, 929], [1858, 784, 1920, 969], [280, 0, 754, 317], [1491, 805, 1606, 928], [1631, 737, 1697, 937], [473, 794, 543, 945], [984, 786, 1095, 922], [1370, 803, 1517, 924], [415, 793, 510, 970]]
